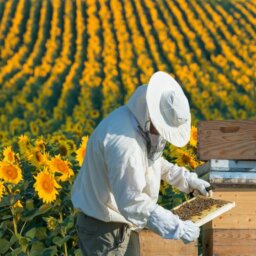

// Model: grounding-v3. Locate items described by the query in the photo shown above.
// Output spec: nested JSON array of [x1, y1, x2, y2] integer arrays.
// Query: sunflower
[[0, 181, 5, 201], [45, 216, 58, 230], [0, 162, 23, 184], [35, 136, 46, 151], [34, 168, 61, 204], [175, 149, 193, 166], [66, 139, 76, 152], [76, 136, 89, 166], [30, 122, 39, 135], [48, 155, 74, 182], [58, 140, 71, 157], [89, 110, 100, 119], [10, 118, 21, 135], [18, 134, 30, 156], [27, 148, 49, 167], [19, 120, 27, 130], [39, 109, 47, 117], [175, 149, 201, 169], [3, 146, 15, 163], [18, 134, 29, 144], [189, 126, 198, 147], [74, 123, 83, 135]]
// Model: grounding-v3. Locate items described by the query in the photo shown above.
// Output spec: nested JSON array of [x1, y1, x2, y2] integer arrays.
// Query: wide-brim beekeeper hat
[[146, 71, 191, 147]]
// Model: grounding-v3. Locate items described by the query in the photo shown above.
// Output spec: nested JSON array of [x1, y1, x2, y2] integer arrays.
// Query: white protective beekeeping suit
[[71, 71, 210, 242]]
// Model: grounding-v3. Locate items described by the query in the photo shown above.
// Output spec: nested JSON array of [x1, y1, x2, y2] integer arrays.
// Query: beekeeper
[[72, 71, 211, 256]]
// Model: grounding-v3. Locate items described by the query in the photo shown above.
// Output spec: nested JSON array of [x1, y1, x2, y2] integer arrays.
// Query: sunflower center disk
[[5, 166, 18, 180], [43, 180, 54, 192]]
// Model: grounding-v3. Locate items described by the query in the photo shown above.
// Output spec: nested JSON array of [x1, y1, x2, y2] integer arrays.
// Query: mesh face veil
[[137, 120, 166, 162]]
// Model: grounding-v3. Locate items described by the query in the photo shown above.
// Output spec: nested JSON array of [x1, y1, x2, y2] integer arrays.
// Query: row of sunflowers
[[0, 0, 255, 147]]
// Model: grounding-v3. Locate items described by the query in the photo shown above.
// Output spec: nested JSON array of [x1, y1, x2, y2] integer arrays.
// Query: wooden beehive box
[[197, 120, 256, 160], [202, 188, 256, 256], [138, 230, 197, 256]]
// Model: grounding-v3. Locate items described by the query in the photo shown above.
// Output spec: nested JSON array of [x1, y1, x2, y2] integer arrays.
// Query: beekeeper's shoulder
[[100, 106, 143, 152]]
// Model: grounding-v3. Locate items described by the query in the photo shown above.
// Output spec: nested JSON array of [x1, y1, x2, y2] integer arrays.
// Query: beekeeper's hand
[[180, 220, 200, 244], [187, 174, 211, 197]]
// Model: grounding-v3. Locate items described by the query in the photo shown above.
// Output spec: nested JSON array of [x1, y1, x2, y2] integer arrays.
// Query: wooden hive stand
[[197, 120, 256, 256]]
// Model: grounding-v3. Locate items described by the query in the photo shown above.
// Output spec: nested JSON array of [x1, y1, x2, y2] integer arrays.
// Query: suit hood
[[126, 85, 149, 132]]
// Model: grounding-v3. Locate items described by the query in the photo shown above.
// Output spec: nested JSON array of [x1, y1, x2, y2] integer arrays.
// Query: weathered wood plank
[[198, 120, 256, 160], [212, 229, 256, 245], [139, 230, 197, 256], [212, 215, 256, 229], [203, 229, 256, 256], [214, 246, 256, 256]]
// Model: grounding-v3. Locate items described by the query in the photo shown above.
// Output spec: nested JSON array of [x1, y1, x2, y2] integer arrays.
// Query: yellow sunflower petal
[[0, 181, 5, 201], [3, 146, 16, 163], [76, 136, 89, 166], [189, 126, 197, 147], [13, 200, 23, 209]]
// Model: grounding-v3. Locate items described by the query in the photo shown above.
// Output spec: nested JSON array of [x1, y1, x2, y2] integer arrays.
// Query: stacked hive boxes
[[197, 121, 256, 256]]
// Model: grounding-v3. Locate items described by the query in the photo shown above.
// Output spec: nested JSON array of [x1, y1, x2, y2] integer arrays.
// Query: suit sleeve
[[160, 157, 197, 194]]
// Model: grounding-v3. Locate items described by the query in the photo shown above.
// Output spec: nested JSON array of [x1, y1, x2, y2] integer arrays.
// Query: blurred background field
[[0, 0, 255, 255]]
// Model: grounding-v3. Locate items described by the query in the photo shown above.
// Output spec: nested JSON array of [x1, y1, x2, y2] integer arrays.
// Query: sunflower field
[[0, 0, 255, 255]]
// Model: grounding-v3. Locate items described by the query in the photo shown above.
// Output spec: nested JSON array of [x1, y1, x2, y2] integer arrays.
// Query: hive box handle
[[220, 126, 240, 133]]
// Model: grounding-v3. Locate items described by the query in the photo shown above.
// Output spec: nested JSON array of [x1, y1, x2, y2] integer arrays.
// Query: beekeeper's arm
[[105, 139, 199, 241], [160, 157, 210, 196]]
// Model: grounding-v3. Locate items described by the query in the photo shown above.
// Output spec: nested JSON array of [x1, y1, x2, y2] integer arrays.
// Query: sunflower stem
[[59, 212, 68, 256], [20, 221, 27, 235], [10, 206, 18, 237], [13, 216, 18, 236], [63, 240, 68, 256]]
